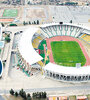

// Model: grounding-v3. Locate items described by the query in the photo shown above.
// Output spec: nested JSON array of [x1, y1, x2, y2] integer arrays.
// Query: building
[[7, 0, 25, 5]]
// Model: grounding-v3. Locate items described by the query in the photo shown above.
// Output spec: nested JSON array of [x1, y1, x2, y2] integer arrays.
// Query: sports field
[[51, 41, 86, 67], [3, 9, 18, 17]]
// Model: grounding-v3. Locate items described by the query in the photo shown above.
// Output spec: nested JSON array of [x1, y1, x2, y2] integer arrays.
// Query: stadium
[[18, 23, 90, 82]]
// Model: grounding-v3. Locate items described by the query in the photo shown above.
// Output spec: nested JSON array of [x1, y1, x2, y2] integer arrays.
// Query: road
[[0, 84, 90, 95], [0, 95, 5, 100]]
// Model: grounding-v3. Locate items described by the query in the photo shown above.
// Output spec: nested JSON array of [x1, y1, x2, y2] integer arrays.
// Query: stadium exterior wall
[[43, 63, 90, 82]]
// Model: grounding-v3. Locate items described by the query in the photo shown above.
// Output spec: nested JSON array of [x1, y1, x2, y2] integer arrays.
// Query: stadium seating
[[41, 28, 50, 38], [70, 26, 75, 36], [80, 34, 90, 43], [56, 26, 61, 35], [81, 34, 86, 38], [46, 27, 53, 37], [74, 28, 81, 37], [32, 38, 41, 49], [37, 36, 43, 40], [52, 26, 58, 36], [50, 27, 56, 36], [37, 61, 44, 67], [67, 26, 71, 36], [58, 25, 63, 35]]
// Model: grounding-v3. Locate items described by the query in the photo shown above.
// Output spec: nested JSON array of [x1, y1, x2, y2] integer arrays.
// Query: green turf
[[51, 41, 86, 67], [3, 9, 18, 17]]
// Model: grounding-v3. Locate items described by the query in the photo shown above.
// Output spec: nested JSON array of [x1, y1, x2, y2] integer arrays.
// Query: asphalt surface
[[0, 95, 5, 100]]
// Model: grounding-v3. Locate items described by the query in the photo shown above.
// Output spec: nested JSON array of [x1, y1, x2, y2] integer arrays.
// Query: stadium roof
[[44, 63, 90, 75], [18, 27, 43, 65], [41, 23, 90, 34]]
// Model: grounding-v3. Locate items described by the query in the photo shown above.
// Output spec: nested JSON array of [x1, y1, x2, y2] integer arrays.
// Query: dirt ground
[[3, 95, 23, 100], [3, 95, 47, 100], [26, 8, 46, 18]]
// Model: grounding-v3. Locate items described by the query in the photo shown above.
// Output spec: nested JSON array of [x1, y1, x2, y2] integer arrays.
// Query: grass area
[[51, 41, 86, 67], [3, 9, 18, 17], [38, 40, 49, 64]]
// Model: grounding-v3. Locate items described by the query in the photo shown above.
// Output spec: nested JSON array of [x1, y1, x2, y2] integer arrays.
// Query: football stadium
[[18, 23, 90, 82]]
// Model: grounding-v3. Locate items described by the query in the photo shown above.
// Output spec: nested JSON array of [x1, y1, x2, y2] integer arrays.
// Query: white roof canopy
[[41, 22, 90, 33], [44, 63, 90, 76], [18, 27, 43, 65]]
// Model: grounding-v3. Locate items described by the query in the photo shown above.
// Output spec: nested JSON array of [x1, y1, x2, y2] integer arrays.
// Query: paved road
[[0, 95, 5, 100], [0, 84, 90, 94], [23, 85, 90, 92]]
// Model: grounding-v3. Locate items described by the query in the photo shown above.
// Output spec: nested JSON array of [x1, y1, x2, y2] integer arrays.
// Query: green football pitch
[[51, 41, 86, 67], [3, 9, 18, 17]]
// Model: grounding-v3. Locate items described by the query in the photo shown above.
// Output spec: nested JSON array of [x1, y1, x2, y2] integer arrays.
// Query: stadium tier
[[80, 34, 90, 44], [40, 25, 82, 38], [18, 23, 90, 82]]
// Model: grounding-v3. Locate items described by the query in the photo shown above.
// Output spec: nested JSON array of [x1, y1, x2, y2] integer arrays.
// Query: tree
[[41, 92, 43, 98], [38, 92, 41, 98], [25, 22, 28, 25], [36, 92, 39, 98], [3, 62, 5, 67], [7, 34, 10, 37], [70, 20, 72, 23], [34, 21, 36, 24], [27, 97, 31, 100], [27, 93, 31, 98], [23, 21, 26, 25], [14, 92, 18, 97], [17, 64, 20, 67], [29, 21, 31, 24], [19, 88, 24, 96], [37, 20, 39, 24], [19, 89, 26, 99], [33, 93, 36, 98], [76, 2, 78, 5], [43, 92, 47, 98], [5, 36, 11, 43], [22, 91, 26, 99], [27, 93, 31, 100], [10, 89, 14, 95], [1, 23, 4, 27]]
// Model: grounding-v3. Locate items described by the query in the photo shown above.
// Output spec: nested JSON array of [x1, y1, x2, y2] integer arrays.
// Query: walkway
[[0, 95, 5, 100], [4, 32, 14, 79]]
